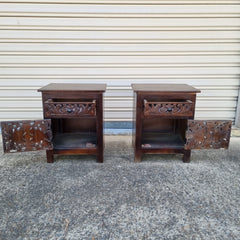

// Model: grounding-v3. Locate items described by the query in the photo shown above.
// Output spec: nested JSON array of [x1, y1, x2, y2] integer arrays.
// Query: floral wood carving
[[44, 100, 96, 118], [144, 100, 193, 117], [1, 120, 53, 153], [185, 120, 232, 150]]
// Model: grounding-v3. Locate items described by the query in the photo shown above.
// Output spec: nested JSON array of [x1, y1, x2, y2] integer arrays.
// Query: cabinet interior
[[51, 118, 97, 150], [141, 118, 187, 149]]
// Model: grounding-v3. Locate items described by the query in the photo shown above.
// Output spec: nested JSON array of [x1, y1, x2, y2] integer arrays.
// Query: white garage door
[[0, 0, 239, 124]]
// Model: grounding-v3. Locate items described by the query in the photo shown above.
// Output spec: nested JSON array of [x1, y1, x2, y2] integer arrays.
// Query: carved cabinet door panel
[[185, 120, 232, 150], [1, 120, 53, 153]]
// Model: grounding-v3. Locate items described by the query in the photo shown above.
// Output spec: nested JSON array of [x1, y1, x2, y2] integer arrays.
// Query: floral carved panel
[[144, 100, 193, 118], [185, 120, 232, 150], [44, 100, 96, 118], [1, 120, 53, 153]]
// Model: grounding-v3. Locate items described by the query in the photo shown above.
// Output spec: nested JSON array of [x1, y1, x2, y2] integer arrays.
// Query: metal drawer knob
[[167, 108, 173, 112], [67, 109, 73, 113]]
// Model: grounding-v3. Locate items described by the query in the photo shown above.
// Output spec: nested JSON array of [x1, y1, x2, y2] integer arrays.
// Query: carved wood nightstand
[[132, 84, 231, 162], [1, 83, 106, 163]]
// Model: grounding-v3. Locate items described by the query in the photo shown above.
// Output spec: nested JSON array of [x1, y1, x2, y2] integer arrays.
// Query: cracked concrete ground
[[0, 136, 240, 240]]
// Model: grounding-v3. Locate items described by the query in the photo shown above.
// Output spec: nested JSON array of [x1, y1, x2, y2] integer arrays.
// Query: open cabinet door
[[1, 120, 53, 153], [185, 120, 232, 150]]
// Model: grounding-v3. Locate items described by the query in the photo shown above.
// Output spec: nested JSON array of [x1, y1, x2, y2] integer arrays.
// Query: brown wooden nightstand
[[132, 84, 232, 162], [1, 83, 106, 163]]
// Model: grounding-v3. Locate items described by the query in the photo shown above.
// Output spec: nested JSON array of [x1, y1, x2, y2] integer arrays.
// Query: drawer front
[[144, 100, 193, 118], [44, 99, 96, 118]]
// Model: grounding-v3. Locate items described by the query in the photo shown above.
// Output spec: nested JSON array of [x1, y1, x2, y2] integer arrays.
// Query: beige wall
[[0, 0, 239, 123]]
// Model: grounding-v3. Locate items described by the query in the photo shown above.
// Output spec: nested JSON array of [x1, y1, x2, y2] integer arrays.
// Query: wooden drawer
[[143, 99, 193, 118], [44, 99, 96, 118]]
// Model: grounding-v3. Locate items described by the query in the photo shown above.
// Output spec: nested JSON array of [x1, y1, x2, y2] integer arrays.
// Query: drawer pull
[[167, 108, 173, 112], [67, 109, 73, 113]]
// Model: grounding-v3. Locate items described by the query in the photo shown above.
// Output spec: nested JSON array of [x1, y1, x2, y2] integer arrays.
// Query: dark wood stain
[[1, 120, 53, 153], [1, 83, 106, 163], [185, 120, 232, 150], [1, 83, 232, 164], [132, 83, 201, 93], [132, 83, 231, 163], [38, 83, 107, 92], [41, 83, 106, 163]]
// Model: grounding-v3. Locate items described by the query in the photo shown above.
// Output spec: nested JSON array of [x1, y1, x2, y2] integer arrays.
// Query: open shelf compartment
[[141, 132, 185, 149], [51, 118, 97, 150], [53, 132, 97, 150], [141, 118, 187, 150]]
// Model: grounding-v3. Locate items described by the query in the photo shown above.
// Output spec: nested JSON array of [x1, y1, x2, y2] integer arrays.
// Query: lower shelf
[[53, 132, 97, 150], [141, 132, 185, 149]]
